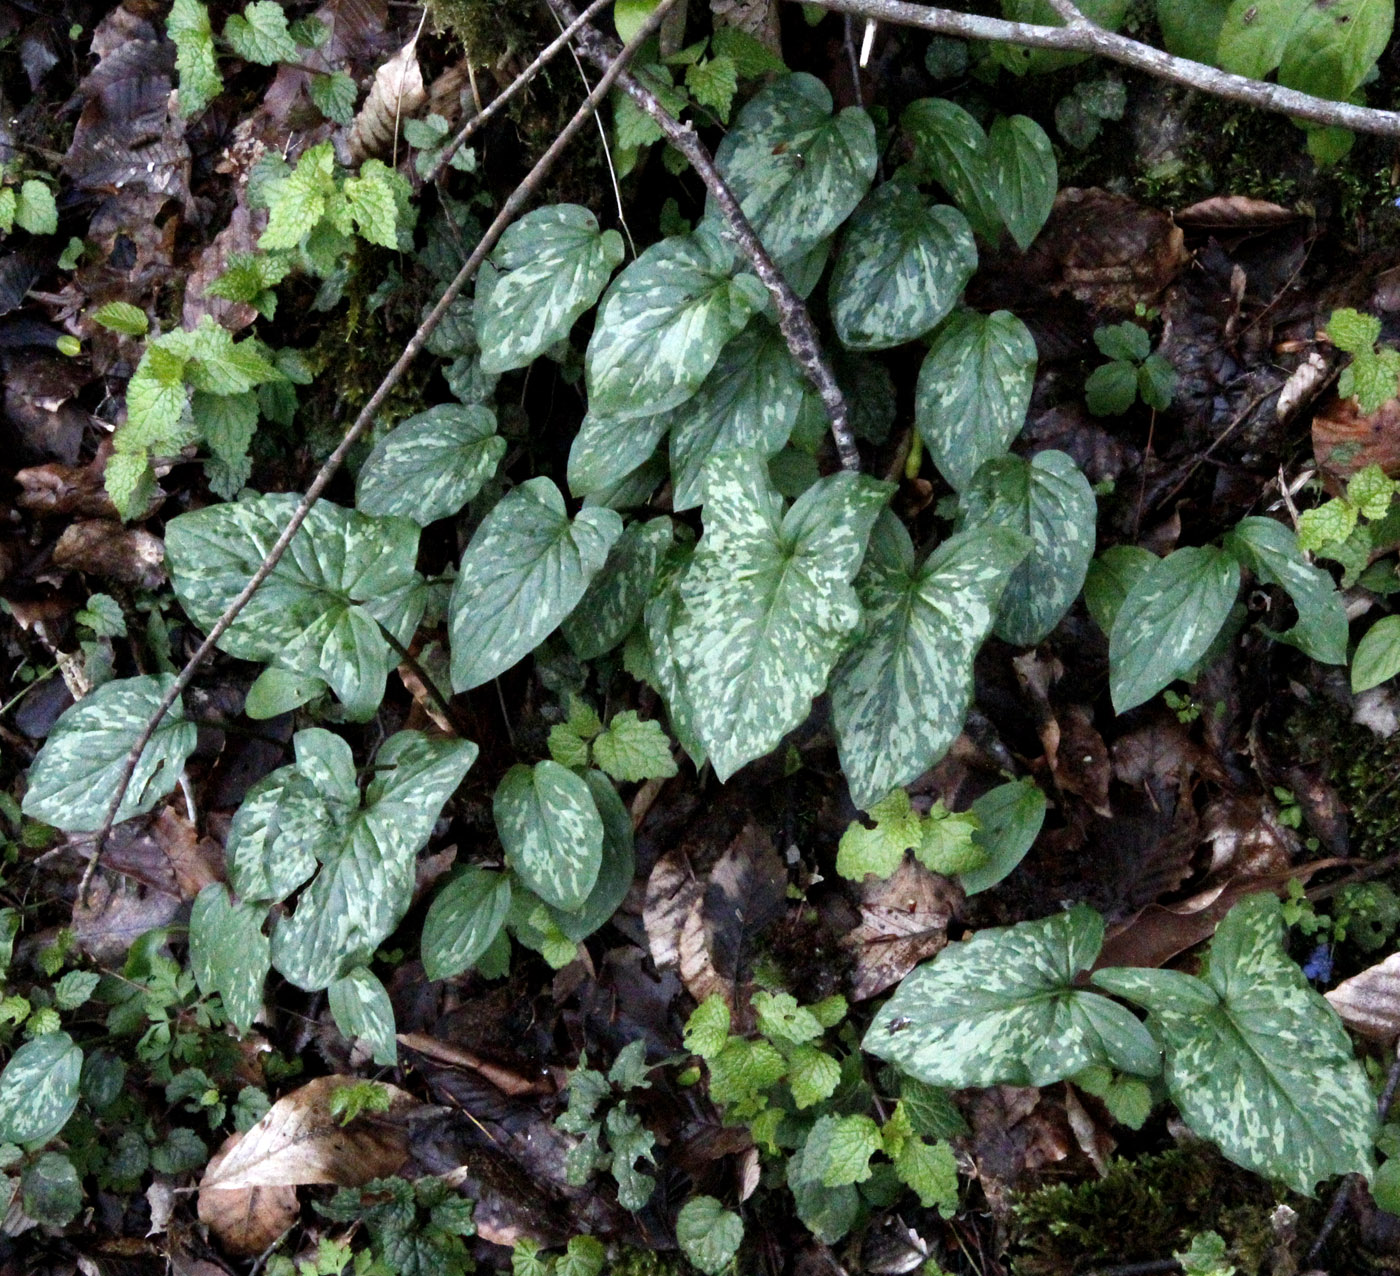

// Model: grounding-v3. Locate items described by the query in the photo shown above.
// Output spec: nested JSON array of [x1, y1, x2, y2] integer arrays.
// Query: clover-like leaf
[[865, 906, 1161, 1087], [189, 884, 270, 1036], [355, 404, 505, 526], [478, 204, 625, 373], [829, 176, 977, 350], [709, 71, 877, 264], [832, 516, 1029, 809], [327, 967, 397, 1066], [22, 675, 197, 832], [1093, 894, 1376, 1195], [167, 495, 424, 721], [449, 478, 622, 691], [671, 449, 892, 780], [959, 450, 1097, 646], [1109, 546, 1240, 712], [0, 1032, 82, 1146], [494, 761, 604, 912], [916, 310, 1037, 492]]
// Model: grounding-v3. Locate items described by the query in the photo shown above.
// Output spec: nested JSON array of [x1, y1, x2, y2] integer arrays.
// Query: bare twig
[[788, 0, 1400, 138], [76, 0, 680, 906], [552, 1, 861, 472], [424, 0, 615, 183]]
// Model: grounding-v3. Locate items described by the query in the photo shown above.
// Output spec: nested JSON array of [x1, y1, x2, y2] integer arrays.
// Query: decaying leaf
[[1173, 197, 1300, 229], [1313, 392, 1400, 485], [197, 1133, 298, 1255], [198, 1076, 421, 1191], [51, 520, 165, 589], [1327, 952, 1400, 1042], [843, 857, 961, 1002], [348, 38, 426, 163]]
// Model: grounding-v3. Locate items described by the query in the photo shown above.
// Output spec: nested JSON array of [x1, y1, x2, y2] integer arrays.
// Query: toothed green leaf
[[223, 1, 298, 64], [676, 1196, 744, 1275]]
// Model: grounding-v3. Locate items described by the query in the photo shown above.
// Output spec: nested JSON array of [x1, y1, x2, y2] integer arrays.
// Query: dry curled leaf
[[1173, 196, 1300, 229], [197, 1134, 298, 1256], [842, 857, 960, 1002], [1327, 952, 1400, 1042], [348, 38, 425, 163], [1313, 392, 1400, 487]]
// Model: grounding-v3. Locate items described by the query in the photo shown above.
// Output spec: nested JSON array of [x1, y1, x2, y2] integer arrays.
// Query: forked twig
[[551, 0, 862, 472], [787, 0, 1400, 138], [76, 0, 682, 905]]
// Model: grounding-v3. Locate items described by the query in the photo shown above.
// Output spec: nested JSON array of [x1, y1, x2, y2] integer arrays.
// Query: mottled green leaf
[[355, 403, 504, 525], [189, 884, 269, 1035], [1224, 516, 1347, 664], [669, 318, 807, 510], [562, 517, 673, 659], [0, 1032, 82, 1145], [1084, 544, 1157, 637], [421, 868, 511, 980], [959, 778, 1047, 895], [901, 98, 1001, 241], [1093, 894, 1376, 1195], [1109, 546, 1241, 713], [22, 1152, 81, 1225], [960, 450, 1097, 646], [987, 115, 1057, 250], [829, 177, 977, 350], [478, 204, 625, 373], [586, 225, 760, 419], [676, 1196, 744, 1275], [22, 674, 197, 832], [832, 517, 1029, 809], [167, 495, 423, 721], [449, 478, 622, 691], [865, 906, 1161, 1087], [916, 310, 1037, 492], [710, 72, 876, 264], [328, 966, 397, 1066], [568, 410, 672, 499], [993, 0, 1129, 74], [546, 770, 635, 941], [643, 578, 707, 768], [672, 449, 891, 780], [494, 761, 603, 912]]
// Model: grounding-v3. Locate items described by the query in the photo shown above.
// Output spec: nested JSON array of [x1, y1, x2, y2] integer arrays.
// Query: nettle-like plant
[[13, 53, 1378, 1222]]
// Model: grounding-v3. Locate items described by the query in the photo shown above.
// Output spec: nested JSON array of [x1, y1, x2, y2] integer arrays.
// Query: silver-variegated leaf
[[864, 906, 1160, 1088], [672, 449, 892, 780], [0, 1031, 83, 1145], [166, 495, 424, 721], [355, 403, 505, 526], [328, 966, 397, 1066], [268, 731, 477, 991], [901, 97, 1001, 241], [643, 578, 707, 769], [987, 115, 1057, 250], [709, 72, 877, 264], [1093, 894, 1376, 1195], [585, 225, 762, 420], [422, 866, 512, 980], [669, 318, 808, 511], [477, 203, 625, 373], [562, 517, 673, 659], [568, 410, 672, 498], [448, 477, 622, 691], [1109, 545, 1240, 713], [547, 770, 635, 941], [494, 761, 603, 912], [960, 449, 1096, 646], [21, 674, 197, 832], [1223, 516, 1347, 665], [829, 177, 977, 351], [831, 516, 1030, 810], [916, 310, 1036, 492], [189, 883, 270, 1035]]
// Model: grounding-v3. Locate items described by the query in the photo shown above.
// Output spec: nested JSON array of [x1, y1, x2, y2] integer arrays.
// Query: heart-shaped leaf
[[986, 115, 1057, 250], [902, 98, 1001, 241], [0, 1032, 83, 1145]]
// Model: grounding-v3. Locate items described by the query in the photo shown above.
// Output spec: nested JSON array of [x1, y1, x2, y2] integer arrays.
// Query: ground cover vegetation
[[5, 0, 1400, 1272]]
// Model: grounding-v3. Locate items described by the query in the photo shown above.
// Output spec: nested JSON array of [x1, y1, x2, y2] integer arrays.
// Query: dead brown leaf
[[1327, 952, 1400, 1042], [842, 857, 961, 1002], [100, 808, 222, 901], [198, 1076, 421, 1191], [15, 451, 122, 519], [51, 520, 165, 589], [1313, 391, 1400, 486], [197, 1135, 298, 1256], [73, 872, 181, 963], [1174, 196, 1300, 229], [349, 38, 425, 162]]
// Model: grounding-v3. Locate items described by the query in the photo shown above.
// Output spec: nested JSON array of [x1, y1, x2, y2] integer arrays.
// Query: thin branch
[[76, 0, 681, 906], [424, 0, 616, 184], [552, 1, 862, 472], [788, 0, 1400, 138]]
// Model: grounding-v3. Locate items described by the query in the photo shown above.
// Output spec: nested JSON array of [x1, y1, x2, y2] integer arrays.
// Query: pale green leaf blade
[[674, 450, 892, 780], [1109, 546, 1241, 712], [21, 674, 197, 831], [189, 884, 270, 1035], [959, 778, 1047, 895], [709, 71, 877, 263], [960, 449, 1097, 646], [562, 516, 673, 659], [91, 301, 149, 336], [676, 1196, 744, 1276], [328, 967, 397, 1066], [832, 516, 1029, 810], [355, 403, 505, 525], [449, 478, 623, 690], [864, 906, 1160, 1087], [223, 0, 298, 64], [0, 1033, 82, 1145], [986, 115, 1057, 251], [167, 0, 221, 114], [13, 181, 57, 236], [591, 711, 677, 782], [1353, 615, 1400, 692], [422, 867, 512, 980], [494, 762, 604, 912], [479, 204, 625, 373], [585, 226, 758, 419], [829, 178, 977, 350], [916, 310, 1037, 492]]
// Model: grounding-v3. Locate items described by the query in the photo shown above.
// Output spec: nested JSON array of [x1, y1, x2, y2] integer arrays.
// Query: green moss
[[1287, 704, 1400, 860], [605, 1246, 689, 1276]]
